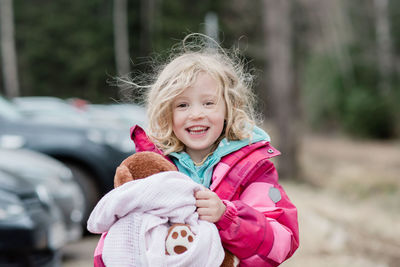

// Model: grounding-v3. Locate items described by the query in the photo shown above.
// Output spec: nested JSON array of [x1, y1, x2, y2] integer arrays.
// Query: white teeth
[[187, 126, 208, 134], [189, 126, 207, 131], [190, 130, 206, 135]]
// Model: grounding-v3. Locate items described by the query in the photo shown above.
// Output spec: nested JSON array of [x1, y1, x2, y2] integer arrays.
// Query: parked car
[[85, 103, 148, 131], [0, 148, 85, 242], [0, 95, 134, 228], [108, 103, 148, 128], [13, 96, 148, 131], [0, 170, 65, 266], [12, 96, 135, 153], [12, 96, 88, 126]]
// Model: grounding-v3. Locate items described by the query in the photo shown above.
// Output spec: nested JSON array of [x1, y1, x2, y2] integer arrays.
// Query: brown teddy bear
[[114, 151, 238, 267]]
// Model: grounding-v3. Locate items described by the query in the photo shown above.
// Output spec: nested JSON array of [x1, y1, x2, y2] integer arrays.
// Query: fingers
[[197, 207, 223, 223], [195, 193, 220, 210], [196, 207, 216, 222], [195, 199, 209, 208], [194, 190, 226, 223], [196, 207, 210, 216], [194, 189, 212, 199]]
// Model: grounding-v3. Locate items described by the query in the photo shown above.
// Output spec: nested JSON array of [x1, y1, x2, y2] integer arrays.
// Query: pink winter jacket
[[92, 125, 299, 267]]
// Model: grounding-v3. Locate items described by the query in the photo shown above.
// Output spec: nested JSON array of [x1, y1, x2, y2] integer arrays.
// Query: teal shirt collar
[[170, 126, 270, 188]]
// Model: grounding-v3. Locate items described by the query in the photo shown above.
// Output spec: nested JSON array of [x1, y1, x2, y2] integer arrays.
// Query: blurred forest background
[[1, 0, 400, 177], [2, 1, 400, 265]]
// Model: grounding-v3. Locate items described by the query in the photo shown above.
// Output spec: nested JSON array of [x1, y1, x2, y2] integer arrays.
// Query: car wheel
[[63, 162, 100, 230]]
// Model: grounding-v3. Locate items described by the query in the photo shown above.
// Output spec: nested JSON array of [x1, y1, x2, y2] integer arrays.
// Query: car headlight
[[0, 192, 25, 221]]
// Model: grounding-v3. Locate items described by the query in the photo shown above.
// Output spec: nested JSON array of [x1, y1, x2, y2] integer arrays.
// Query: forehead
[[179, 72, 222, 97]]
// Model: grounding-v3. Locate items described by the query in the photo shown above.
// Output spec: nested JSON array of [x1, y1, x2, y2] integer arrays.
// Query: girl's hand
[[195, 189, 226, 223]]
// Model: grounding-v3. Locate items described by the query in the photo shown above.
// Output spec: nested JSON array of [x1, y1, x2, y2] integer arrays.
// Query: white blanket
[[87, 171, 224, 267]]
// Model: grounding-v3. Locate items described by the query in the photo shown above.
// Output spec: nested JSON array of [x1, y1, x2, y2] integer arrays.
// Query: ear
[[114, 164, 134, 188]]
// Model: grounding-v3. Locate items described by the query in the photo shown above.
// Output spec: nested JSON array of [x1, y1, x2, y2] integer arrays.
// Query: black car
[[0, 96, 133, 227], [0, 148, 85, 242], [0, 170, 65, 267]]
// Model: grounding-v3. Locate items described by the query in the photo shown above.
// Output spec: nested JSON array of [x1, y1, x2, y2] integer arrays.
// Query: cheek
[[172, 112, 184, 131], [172, 111, 179, 125]]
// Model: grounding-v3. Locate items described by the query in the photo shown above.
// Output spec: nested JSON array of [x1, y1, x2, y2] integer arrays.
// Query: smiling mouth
[[186, 126, 209, 135]]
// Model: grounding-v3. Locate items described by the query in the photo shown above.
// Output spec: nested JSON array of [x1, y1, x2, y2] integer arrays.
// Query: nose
[[189, 104, 205, 119]]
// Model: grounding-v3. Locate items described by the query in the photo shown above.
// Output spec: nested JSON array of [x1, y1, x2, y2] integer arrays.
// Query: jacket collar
[[169, 126, 271, 188]]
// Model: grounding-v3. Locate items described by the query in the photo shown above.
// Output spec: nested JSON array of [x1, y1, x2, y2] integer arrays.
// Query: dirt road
[[62, 235, 98, 267], [283, 135, 400, 267], [62, 135, 400, 267]]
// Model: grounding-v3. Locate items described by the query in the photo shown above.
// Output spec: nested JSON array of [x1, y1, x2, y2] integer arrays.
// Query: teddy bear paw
[[165, 224, 195, 255]]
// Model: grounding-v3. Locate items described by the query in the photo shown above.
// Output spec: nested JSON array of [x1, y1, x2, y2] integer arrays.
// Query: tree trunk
[[204, 11, 219, 43], [262, 0, 299, 179], [0, 0, 20, 97], [113, 0, 130, 76], [140, 0, 155, 57], [373, 0, 392, 95]]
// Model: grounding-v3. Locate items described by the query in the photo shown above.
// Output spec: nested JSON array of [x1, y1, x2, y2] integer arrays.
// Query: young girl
[[93, 35, 299, 266]]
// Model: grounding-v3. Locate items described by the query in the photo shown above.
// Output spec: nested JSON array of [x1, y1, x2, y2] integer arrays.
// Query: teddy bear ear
[[114, 164, 134, 188]]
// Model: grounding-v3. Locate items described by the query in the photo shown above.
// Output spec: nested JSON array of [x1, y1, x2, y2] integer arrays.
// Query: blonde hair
[[143, 35, 258, 154]]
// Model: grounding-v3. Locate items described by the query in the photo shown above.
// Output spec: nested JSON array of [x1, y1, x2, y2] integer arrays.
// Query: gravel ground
[[62, 135, 400, 267]]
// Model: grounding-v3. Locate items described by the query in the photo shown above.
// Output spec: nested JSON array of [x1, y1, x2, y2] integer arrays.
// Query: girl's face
[[172, 72, 226, 163]]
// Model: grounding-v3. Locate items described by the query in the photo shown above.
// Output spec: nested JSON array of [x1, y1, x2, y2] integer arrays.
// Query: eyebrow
[[173, 96, 189, 102]]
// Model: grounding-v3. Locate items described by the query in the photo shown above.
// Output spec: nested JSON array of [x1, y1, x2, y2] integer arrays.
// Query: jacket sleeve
[[215, 160, 299, 265], [93, 233, 107, 267]]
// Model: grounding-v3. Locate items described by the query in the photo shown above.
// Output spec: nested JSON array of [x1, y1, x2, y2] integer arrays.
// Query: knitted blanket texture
[[87, 171, 224, 267]]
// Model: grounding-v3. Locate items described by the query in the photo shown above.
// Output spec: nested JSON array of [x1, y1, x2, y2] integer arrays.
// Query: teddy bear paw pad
[[165, 224, 195, 255]]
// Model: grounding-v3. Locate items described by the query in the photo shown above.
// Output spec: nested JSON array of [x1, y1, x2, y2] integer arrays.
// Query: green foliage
[[343, 87, 395, 138], [303, 52, 398, 139], [14, 0, 116, 102], [303, 0, 400, 139], [141, 0, 219, 56], [303, 55, 344, 130], [388, 0, 400, 56], [9, 0, 223, 103], [4, 0, 399, 140]]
